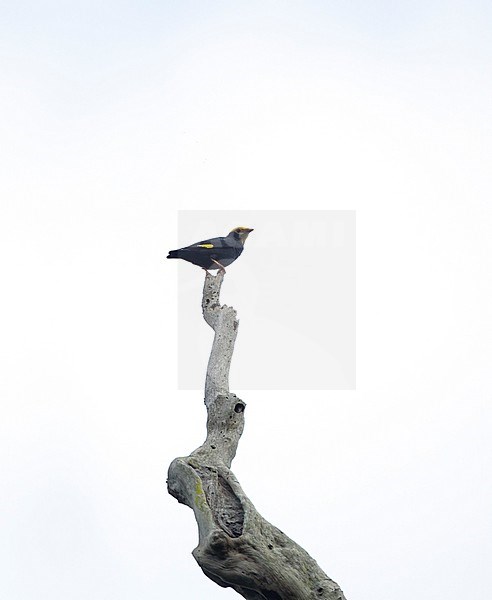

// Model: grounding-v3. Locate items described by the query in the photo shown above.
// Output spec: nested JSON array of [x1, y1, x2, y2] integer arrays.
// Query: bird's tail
[[167, 250, 180, 259]]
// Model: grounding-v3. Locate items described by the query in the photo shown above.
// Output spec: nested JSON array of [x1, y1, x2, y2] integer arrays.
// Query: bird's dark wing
[[186, 236, 225, 250], [167, 235, 242, 269], [174, 236, 229, 256]]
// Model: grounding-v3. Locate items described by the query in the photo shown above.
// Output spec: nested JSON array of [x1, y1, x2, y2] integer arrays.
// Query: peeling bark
[[167, 271, 347, 600]]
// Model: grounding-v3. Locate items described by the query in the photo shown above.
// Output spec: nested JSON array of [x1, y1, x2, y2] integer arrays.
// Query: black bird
[[167, 226, 254, 273]]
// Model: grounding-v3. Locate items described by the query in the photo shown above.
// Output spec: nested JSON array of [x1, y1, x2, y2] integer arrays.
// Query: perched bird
[[167, 227, 254, 273]]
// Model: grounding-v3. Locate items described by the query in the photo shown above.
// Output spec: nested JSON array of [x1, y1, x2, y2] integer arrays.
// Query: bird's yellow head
[[230, 226, 254, 244]]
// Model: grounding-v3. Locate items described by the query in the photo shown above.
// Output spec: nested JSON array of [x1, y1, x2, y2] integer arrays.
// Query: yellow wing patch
[[197, 243, 214, 248]]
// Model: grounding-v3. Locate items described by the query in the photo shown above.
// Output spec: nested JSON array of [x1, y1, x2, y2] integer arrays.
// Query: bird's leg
[[211, 259, 226, 274], [202, 267, 211, 275]]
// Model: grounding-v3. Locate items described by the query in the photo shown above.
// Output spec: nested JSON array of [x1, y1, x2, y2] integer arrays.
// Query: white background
[[1, 2, 491, 599], [177, 210, 355, 390]]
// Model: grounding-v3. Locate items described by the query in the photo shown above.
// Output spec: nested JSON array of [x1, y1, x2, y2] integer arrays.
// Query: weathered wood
[[167, 271, 347, 600]]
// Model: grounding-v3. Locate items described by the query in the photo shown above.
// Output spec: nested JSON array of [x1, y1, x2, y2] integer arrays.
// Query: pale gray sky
[[1, 2, 491, 599]]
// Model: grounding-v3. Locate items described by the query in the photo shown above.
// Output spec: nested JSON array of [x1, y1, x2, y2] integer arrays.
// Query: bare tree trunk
[[167, 272, 347, 600]]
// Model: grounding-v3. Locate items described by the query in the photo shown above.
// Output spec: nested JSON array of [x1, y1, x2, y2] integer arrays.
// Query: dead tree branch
[[167, 271, 347, 600]]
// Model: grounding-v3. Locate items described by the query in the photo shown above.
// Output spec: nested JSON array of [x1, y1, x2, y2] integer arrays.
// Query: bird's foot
[[211, 259, 226, 275]]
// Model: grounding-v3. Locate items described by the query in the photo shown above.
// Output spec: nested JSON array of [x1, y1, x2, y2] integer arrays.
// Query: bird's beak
[[246, 228, 254, 232]]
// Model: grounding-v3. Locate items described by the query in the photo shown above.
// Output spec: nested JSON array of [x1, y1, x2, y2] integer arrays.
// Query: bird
[[167, 226, 254, 274]]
